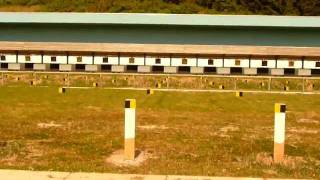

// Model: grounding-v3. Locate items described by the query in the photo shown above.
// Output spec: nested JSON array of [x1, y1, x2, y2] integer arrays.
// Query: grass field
[[0, 86, 319, 178]]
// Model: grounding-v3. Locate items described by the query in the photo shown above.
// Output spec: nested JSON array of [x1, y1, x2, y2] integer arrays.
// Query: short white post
[[274, 103, 286, 163], [124, 99, 136, 160]]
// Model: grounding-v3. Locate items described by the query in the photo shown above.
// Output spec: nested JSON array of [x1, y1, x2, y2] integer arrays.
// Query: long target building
[[0, 12, 320, 76]]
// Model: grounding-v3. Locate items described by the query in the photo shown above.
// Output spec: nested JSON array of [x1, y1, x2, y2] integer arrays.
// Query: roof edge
[[0, 12, 319, 28]]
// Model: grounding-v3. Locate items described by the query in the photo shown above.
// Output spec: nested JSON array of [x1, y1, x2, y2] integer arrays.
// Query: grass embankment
[[0, 86, 319, 178]]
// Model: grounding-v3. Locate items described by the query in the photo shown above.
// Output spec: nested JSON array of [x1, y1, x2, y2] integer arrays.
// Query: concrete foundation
[[243, 68, 257, 75], [190, 67, 204, 74], [164, 66, 178, 73], [216, 67, 231, 75], [111, 65, 125, 73], [270, 68, 284, 76], [297, 69, 311, 76], [8, 63, 24, 71], [59, 64, 75, 72], [33, 64, 49, 71], [138, 66, 152, 73], [85, 65, 101, 72]]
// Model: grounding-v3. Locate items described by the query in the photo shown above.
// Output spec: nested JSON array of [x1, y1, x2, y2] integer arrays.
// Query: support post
[[302, 78, 305, 92], [67, 73, 70, 87], [1, 72, 4, 86], [124, 99, 136, 160], [268, 77, 272, 91], [274, 103, 286, 163]]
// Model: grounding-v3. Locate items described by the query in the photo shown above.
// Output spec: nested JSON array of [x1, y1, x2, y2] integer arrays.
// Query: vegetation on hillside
[[0, 0, 319, 15]]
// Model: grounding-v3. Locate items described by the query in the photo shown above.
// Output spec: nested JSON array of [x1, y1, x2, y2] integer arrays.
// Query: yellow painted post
[[147, 89, 154, 95], [93, 82, 98, 87], [274, 103, 286, 163], [124, 99, 136, 160], [59, 87, 66, 94], [284, 86, 290, 91], [219, 85, 225, 90], [236, 91, 243, 97]]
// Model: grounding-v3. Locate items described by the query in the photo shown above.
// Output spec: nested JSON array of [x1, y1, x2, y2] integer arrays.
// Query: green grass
[[0, 86, 319, 178]]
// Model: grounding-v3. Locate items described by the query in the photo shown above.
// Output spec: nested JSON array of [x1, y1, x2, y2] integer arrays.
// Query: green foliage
[[0, 0, 319, 15]]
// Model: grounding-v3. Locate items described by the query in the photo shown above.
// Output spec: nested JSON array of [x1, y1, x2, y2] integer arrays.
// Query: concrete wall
[[297, 69, 311, 76], [8, 63, 24, 70], [197, 58, 223, 67], [85, 65, 101, 72], [119, 56, 144, 66], [164, 66, 177, 73], [43, 55, 67, 64], [111, 65, 125, 72], [171, 57, 197, 67], [243, 68, 257, 75], [270, 68, 284, 76], [94, 55, 118, 65], [224, 58, 250, 68], [145, 56, 171, 66], [304, 60, 320, 69], [68, 55, 93, 65], [17, 54, 42, 64], [251, 59, 276, 68], [138, 66, 151, 73], [277, 59, 303, 69], [59, 64, 74, 71], [0, 54, 16, 63], [191, 67, 204, 74], [217, 68, 230, 75]]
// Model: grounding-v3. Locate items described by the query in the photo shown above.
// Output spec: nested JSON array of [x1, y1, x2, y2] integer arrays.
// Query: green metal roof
[[0, 12, 319, 28]]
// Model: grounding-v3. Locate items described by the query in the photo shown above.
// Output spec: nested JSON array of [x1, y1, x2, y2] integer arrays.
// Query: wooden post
[[274, 103, 286, 163], [124, 99, 136, 160]]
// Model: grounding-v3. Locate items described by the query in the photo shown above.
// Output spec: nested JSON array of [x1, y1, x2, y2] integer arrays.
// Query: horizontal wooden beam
[[0, 41, 320, 57]]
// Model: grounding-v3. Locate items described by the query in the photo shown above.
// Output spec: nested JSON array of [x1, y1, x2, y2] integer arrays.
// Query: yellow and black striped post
[[124, 99, 136, 160], [147, 89, 154, 95], [274, 103, 286, 163], [236, 91, 243, 97], [59, 87, 66, 94]]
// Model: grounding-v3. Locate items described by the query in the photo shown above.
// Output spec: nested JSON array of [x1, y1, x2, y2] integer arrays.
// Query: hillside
[[0, 0, 319, 15]]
